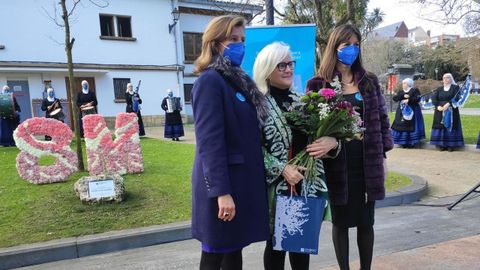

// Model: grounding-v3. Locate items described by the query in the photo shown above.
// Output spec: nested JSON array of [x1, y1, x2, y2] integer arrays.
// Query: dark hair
[[318, 24, 365, 82]]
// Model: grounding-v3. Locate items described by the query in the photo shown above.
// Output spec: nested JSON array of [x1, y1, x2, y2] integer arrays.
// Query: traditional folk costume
[[430, 84, 464, 150], [41, 89, 64, 141], [0, 88, 20, 147], [161, 92, 184, 141], [391, 87, 426, 148], [76, 85, 98, 138], [125, 90, 145, 136]]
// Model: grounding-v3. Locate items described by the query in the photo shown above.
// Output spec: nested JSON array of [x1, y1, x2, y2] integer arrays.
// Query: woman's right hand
[[217, 194, 235, 222], [282, 164, 305, 186], [437, 106, 443, 111]]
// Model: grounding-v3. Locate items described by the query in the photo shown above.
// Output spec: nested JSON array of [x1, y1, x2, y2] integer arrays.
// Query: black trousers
[[199, 250, 242, 270], [264, 239, 310, 270]]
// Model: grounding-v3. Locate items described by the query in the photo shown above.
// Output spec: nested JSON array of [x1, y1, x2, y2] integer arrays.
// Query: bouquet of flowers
[[283, 77, 364, 181]]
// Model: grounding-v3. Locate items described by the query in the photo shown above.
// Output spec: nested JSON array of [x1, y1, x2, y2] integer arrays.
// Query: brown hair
[[194, 15, 246, 73], [318, 24, 364, 82]]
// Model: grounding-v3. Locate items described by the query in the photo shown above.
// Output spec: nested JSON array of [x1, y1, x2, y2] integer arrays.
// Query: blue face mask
[[82, 84, 88, 90], [223, 42, 245, 67], [48, 92, 54, 98], [337, 45, 359, 66]]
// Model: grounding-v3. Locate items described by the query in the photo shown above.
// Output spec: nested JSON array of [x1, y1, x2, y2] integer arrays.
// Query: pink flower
[[320, 88, 336, 100]]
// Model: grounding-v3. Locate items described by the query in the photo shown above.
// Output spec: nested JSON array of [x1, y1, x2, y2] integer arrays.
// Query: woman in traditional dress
[[430, 73, 464, 151], [125, 83, 145, 136], [391, 78, 426, 148], [41, 87, 64, 140], [161, 89, 184, 141], [76, 80, 98, 137], [0, 85, 21, 147]]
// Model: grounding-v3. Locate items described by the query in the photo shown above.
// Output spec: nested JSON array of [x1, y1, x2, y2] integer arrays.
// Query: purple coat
[[191, 69, 269, 249], [306, 70, 394, 205]]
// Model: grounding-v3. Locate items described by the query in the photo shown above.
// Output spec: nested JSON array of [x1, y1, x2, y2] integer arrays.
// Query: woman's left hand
[[306, 136, 337, 158], [443, 103, 450, 110]]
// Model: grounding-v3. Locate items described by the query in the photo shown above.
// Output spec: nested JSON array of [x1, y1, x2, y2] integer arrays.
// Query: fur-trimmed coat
[[306, 70, 393, 205]]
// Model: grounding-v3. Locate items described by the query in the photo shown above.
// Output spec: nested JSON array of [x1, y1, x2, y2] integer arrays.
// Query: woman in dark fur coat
[[306, 25, 393, 270]]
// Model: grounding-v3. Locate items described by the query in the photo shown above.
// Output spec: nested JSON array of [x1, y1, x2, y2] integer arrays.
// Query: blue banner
[[243, 24, 317, 93]]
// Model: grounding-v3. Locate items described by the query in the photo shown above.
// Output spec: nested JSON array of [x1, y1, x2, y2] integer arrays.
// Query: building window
[[99, 14, 135, 41], [117, 16, 132, 38], [183, 32, 203, 62], [100, 15, 115, 37], [184, 84, 193, 104], [113, 78, 131, 102]]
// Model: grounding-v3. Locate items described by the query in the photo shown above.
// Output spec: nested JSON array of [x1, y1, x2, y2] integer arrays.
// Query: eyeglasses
[[276, 61, 296, 72]]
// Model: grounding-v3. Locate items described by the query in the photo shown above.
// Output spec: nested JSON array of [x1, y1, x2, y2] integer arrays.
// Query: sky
[[367, 0, 465, 36], [265, 0, 466, 37]]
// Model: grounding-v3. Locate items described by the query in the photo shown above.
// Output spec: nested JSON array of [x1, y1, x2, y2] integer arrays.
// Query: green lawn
[[463, 95, 480, 108], [389, 113, 479, 144], [0, 138, 194, 248], [0, 137, 413, 248], [385, 172, 412, 192]]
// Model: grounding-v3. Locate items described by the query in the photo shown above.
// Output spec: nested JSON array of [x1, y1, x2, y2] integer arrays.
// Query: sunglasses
[[276, 61, 296, 72]]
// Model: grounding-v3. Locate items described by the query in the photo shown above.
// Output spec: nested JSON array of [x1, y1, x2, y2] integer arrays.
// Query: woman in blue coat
[[191, 15, 270, 269]]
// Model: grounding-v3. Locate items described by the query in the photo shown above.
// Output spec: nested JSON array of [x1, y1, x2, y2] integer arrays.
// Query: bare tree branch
[[42, 3, 64, 27]]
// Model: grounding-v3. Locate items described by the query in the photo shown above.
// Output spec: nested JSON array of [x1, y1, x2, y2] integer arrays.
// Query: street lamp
[[168, 8, 181, 34], [435, 67, 439, 80]]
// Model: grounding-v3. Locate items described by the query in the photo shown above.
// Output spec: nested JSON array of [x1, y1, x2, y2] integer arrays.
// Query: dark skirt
[[430, 121, 464, 148], [0, 118, 19, 147], [136, 111, 145, 136], [164, 124, 184, 138], [391, 106, 426, 146], [331, 140, 375, 228]]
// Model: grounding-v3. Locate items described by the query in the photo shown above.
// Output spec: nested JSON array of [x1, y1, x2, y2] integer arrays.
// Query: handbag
[[272, 193, 326, 254]]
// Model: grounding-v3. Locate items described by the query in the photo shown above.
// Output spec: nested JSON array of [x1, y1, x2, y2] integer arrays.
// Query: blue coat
[[191, 69, 269, 249]]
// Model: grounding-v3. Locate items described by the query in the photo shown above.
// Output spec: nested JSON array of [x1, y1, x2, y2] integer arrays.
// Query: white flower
[[318, 103, 331, 120]]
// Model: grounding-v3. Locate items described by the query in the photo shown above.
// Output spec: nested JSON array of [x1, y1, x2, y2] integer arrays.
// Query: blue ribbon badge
[[355, 92, 363, 101], [236, 92, 246, 102]]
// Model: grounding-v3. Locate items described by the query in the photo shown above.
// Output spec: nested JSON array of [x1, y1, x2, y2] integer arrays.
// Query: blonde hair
[[253, 42, 292, 95], [194, 15, 246, 74]]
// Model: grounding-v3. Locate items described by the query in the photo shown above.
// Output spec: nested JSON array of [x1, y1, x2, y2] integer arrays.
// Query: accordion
[[166, 97, 181, 113]]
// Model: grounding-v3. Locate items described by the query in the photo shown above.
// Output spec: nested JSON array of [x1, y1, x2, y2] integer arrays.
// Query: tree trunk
[[61, 0, 84, 171], [266, 0, 274, 25], [346, 0, 354, 24]]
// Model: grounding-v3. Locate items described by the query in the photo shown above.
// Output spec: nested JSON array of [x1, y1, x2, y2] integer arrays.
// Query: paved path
[[17, 196, 480, 270], [144, 126, 479, 198], [421, 108, 480, 115]]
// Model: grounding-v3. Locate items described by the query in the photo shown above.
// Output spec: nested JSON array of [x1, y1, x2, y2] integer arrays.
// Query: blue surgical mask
[[82, 84, 88, 90], [223, 42, 245, 67], [48, 92, 54, 98], [337, 45, 359, 66]]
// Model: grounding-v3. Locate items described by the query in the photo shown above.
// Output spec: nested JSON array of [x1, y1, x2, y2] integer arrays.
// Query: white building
[[0, 0, 261, 127], [408, 27, 430, 47]]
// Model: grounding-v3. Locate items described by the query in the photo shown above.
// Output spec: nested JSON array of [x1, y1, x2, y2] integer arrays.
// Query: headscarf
[[2, 85, 11, 94], [126, 83, 134, 94], [47, 88, 55, 102], [443, 73, 456, 91], [81, 80, 89, 94], [402, 78, 413, 93]]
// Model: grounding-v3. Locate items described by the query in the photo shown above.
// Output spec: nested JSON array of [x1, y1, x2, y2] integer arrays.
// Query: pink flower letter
[[83, 113, 144, 176], [13, 118, 78, 184]]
